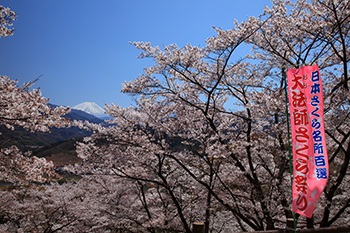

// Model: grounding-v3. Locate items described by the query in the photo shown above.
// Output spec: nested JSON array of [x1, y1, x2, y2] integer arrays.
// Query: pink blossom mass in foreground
[[1, 0, 350, 232]]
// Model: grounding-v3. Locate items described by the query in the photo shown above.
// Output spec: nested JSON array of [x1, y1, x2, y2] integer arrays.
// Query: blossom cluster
[[0, 76, 71, 133], [0, 5, 16, 38]]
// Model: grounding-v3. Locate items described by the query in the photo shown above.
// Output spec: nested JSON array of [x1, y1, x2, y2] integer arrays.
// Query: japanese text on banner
[[287, 65, 328, 218]]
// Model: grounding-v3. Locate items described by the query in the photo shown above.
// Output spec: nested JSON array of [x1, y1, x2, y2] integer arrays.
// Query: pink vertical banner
[[287, 65, 329, 218]]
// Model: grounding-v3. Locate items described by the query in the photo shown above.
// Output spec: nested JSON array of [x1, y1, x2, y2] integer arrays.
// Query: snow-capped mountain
[[72, 102, 106, 118]]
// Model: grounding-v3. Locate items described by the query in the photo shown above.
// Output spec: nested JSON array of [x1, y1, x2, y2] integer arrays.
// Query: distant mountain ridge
[[0, 104, 112, 166], [66, 108, 104, 123], [0, 105, 104, 152]]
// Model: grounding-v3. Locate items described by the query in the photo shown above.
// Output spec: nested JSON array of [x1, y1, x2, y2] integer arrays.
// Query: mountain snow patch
[[72, 102, 106, 118]]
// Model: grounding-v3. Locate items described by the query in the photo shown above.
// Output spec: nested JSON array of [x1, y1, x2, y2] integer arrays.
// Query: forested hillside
[[0, 108, 103, 152]]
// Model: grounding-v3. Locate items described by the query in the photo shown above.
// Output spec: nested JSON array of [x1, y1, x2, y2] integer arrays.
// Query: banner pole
[[282, 64, 297, 233]]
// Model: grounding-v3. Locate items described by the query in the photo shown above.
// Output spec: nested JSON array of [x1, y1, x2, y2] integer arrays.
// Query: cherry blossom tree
[[0, 76, 70, 133], [74, 0, 350, 232], [0, 183, 81, 232], [0, 176, 162, 233], [74, 12, 284, 233], [0, 6, 71, 185], [250, 0, 350, 228], [0, 76, 71, 185]]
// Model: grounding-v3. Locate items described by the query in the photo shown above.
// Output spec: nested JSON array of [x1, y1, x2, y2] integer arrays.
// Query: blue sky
[[0, 0, 272, 109]]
